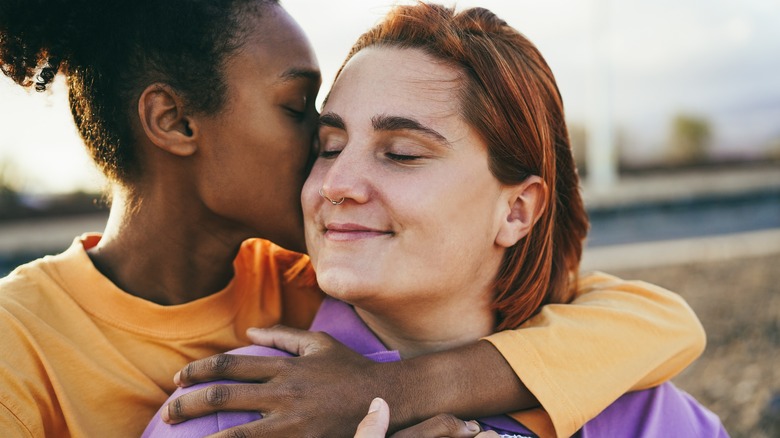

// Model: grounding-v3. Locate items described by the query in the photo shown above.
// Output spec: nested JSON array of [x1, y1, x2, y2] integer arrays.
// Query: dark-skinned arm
[[161, 272, 704, 438], [163, 327, 530, 437]]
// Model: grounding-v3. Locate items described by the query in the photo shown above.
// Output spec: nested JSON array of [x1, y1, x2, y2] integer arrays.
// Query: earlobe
[[495, 176, 548, 248], [138, 84, 198, 157]]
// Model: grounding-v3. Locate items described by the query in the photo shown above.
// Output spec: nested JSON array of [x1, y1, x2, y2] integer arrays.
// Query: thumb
[[355, 398, 390, 438]]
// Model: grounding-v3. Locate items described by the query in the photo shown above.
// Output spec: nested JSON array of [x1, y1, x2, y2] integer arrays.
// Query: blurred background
[[0, 0, 778, 436]]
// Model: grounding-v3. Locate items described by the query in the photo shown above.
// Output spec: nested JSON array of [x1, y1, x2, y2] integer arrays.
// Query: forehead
[[326, 47, 462, 117], [227, 5, 319, 83]]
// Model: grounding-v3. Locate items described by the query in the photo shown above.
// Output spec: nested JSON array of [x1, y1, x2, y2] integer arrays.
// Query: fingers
[[175, 354, 290, 387], [354, 398, 390, 438], [202, 412, 343, 438], [246, 325, 338, 356], [390, 414, 483, 438], [165, 335, 378, 435], [175, 327, 348, 388], [164, 383, 269, 424], [202, 416, 292, 438]]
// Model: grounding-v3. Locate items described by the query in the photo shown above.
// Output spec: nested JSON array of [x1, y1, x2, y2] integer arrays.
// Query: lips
[[324, 222, 393, 241]]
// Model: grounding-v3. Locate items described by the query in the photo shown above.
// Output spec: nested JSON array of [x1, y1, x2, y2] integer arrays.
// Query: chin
[[315, 270, 376, 303]]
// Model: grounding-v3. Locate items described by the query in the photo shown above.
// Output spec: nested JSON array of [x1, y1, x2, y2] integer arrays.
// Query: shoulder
[[0, 256, 70, 437], [575, 271, 683, 303], [0, 235, 93, 309], [0, 255, 60, 312]]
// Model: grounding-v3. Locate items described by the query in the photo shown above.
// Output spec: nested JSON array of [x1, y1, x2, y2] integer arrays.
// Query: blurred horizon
[[1, 0, 779, 194]]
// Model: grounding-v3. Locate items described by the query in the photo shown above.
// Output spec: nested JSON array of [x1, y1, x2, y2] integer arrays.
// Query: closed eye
[[319, 150, 341, 159], [386, 153, 421, 162], [284, 107, 306, 120]]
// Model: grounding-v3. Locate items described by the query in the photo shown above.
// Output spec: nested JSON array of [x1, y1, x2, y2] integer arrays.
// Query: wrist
[[367, 357, 439, 432], [370, 340, 538, 430]]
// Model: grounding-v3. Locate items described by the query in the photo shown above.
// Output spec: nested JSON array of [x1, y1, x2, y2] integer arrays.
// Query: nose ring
[[319, 188, 345, 205]]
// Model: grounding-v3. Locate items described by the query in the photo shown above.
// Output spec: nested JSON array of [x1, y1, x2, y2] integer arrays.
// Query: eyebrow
[[319, 112, 451, 147], [319, 112, 345, 130], [372, 114, 451, 146], [278, 67, 322, 83]]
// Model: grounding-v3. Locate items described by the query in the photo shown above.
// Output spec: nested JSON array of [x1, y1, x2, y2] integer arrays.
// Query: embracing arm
[[485, 271, 706, 437], [162, 271, 703, 437]]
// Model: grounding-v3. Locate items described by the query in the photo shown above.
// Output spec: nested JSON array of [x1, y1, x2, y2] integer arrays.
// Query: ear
[[495, 175, 548, 248], [138, 83, 199, 157]]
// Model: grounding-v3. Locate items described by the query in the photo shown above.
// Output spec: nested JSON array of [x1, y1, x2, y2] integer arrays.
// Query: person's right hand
[[355, 397, 500, 438]]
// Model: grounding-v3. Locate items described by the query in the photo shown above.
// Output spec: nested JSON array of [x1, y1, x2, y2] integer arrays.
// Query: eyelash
[[386, 153, 421, 162], [318, 150, 422, 164], [319, 149, 341, 158], [285, 107, 306, 121]]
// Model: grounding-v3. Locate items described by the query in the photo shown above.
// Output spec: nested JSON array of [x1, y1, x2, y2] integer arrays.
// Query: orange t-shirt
[[0, 235, 323, 437]]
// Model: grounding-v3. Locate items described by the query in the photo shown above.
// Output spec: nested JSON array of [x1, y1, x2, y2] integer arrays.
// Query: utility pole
[[586, 0, 617, 192]]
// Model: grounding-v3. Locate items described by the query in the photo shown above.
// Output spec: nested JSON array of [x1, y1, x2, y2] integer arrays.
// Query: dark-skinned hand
[[163, 326, 386, 437]]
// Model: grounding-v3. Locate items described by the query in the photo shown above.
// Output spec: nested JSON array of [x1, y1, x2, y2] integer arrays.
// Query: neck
[[87, 186, 255, 305], [354, 290, 496, 359]]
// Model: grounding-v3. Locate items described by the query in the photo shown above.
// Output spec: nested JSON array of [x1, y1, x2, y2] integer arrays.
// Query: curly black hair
[[0, 0, 278, 185]]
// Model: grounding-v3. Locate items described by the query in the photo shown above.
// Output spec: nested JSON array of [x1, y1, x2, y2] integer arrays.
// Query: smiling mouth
[[324, 223, 394, 241]]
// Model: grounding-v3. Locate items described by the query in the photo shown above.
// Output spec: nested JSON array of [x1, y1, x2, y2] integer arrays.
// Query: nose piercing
[[319, 188, 345, 205]]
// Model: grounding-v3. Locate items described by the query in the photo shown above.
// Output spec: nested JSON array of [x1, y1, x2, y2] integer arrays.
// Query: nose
[[319, 145, 371, 205]]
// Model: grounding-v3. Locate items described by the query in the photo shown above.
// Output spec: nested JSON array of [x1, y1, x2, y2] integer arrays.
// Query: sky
[[1, 0, 779, 194]]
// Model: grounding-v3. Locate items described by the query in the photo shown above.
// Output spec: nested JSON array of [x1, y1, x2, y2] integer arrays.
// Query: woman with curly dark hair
[[1, 1, 704, 436]]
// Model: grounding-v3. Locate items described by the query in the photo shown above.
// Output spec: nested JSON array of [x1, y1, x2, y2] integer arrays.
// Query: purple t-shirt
[[143, 298, 727, 437]]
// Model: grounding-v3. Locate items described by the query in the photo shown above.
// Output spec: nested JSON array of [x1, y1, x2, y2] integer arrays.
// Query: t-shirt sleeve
[[483, 271, 706, 438], [0, 309, 41, 438], [0, 401, 35, 438]]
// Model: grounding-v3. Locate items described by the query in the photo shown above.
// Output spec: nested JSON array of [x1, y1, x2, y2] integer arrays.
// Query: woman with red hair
[[145, 3, 724, 437]]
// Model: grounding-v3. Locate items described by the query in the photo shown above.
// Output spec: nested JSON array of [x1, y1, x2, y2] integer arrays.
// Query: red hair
[[333, 3, 589, 329]]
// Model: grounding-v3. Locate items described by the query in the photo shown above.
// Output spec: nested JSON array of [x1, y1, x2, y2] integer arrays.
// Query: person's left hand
[[354, 398, 390, 438], [389, 414, 498, 438], [163, 326, 383, 437]]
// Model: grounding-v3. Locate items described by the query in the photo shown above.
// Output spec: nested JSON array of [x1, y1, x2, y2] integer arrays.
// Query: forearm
[[375, 340, 537, 431]]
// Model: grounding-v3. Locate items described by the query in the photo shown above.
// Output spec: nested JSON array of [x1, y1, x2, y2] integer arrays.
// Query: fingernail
[[161, 405, 170, 423], [247, 327, 262, 335], [465, 420, 481, 433], [173, 371, 181, 386], [368, 397, 383, 413]]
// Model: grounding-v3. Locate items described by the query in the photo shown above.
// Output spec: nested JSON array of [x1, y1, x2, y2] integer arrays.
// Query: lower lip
[[324, 230, 392, 242]]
